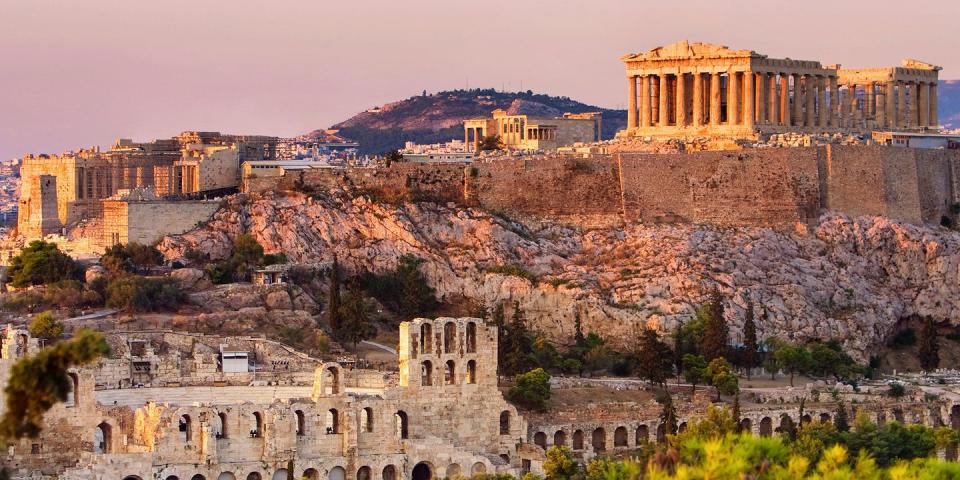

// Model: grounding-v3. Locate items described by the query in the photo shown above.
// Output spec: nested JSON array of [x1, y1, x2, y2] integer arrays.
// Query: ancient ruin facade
[[464, 110, 602, 151], [619, 41, 941, 140], [17, 132, 277, 240]]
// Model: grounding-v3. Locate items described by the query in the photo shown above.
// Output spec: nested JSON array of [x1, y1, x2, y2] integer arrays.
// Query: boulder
[[170, 268, 211, 291], [85, 265, 106, 284], [265, 290, 293, 311]]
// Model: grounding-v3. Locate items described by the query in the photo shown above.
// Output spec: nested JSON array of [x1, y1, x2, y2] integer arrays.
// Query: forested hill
[[316, 89, 626, 154]]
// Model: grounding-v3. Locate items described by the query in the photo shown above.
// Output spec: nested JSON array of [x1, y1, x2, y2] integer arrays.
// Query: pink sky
[[2, 0, 957, 160]]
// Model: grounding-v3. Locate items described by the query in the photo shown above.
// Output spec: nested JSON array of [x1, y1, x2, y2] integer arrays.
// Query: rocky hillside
[[325, 89, 627, 154], [156, 190, 960, 359]]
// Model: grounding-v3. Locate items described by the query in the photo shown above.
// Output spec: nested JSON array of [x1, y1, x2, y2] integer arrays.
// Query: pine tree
[[732, 393, 742, 430], [334, 284, 376, 350], [700, 290, 730, 361], [573, 311, 587, 349], [917, 316, 940, 371], [327, 256, 341, 331], [659, 393, 678, 437], [834, 400, 850, 432], [636, 328, 674, 387], [743, 303, 759, 379]]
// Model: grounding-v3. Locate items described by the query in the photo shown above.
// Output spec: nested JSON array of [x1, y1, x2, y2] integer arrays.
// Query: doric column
[[640, 76, 651, 127], [829, 76, 839, 128], [919, 82, 930, 127], [651, 76, 660, 125], [792, 74, 803, 126], [627, 76, 638, 129], [931, 82, 939, 128], [676, 73, 688, 127], [755, 73, 765, 124], [805, 76, 816, 128], [897, 81, 907, 128], [780, 74, 791, 127], [728, 72, 740, 125], [885, 81, 896, 129], [658, 74, 669, 126], [817, 76, 828, 128], [865, 83, 876, 126], [906, 82, 916, 127], [710, 72, 721, 126], [768, 73, 778, 125], [692, 72, 704, 127], [876, 88, 886, 128], [743, 71, 755, 128]]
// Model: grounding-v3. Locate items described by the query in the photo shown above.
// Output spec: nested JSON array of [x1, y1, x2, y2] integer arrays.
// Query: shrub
[[486, 264, 538, 284], [105, 275, 185, 313], [507, 368, 551, 411], [888, 382, 906, 398], [7, 241, 80, 288], [27, 311, 64, 342], [361, 254, 437, 320]]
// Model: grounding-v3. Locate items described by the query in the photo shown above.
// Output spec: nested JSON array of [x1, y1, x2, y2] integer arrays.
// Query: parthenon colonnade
[[837, 60, 942, 130]]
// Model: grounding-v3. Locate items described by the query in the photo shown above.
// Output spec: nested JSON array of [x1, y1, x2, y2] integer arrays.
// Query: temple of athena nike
[[619, 41, 941, 140]]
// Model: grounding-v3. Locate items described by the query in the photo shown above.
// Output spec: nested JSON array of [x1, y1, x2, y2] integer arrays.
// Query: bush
[[100, 243, 162, 276], [105, 275, 185, 313], [361, 254, 437, 320], [7, 241, 80, 288], [888, 382, 906, 398], [507, 368, 551, 411], [27, 311, 64, 342], [486, 264, 538, 284]]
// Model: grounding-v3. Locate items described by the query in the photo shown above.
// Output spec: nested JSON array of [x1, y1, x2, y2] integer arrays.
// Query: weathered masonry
[[619, 41, 941, 140], [464, 109, 602, 151]]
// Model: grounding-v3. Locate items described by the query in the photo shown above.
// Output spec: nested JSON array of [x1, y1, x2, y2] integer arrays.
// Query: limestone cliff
[[157, 191, 960, 357]]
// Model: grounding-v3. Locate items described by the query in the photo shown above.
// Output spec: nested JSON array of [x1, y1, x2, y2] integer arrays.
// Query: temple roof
[[620, 40, 762, 62], [901, 59, 942, 71]]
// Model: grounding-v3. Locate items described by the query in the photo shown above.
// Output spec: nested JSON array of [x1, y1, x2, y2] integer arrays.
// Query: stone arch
[[357, 466, 371, 480], [893, 408, 905, 423], [216, 412, 228, 439], [534, 431, 547, 448], [94, 421, 112, 453], [614, 426, 628, 447], [591, 427, 606, 451], [951, 405, 960, 430], [67, 372, 80, 407], [444, 360, 456, 385], [678, 422, 687, 433], [217, 473, 236, 480], [421, 360, 433, 386], [759, 417, 772, 437], [739, 418, 752, 433], [251, 412, 263, 437], [466, 360, 476, 384], [179, 414, 193, 442], [295, 410, 306, 436], [776, 414, 794, 435], [554, 430, 567, 446], [420, 323, 433, 354], [819, 413, 831, 424], [123, 476, 144, 480], [499, 411, 511, 434], [636, 424, 649, 443], [572, 429, 584, 450], [382, 465, 397, 480], [191, 476, 206, 480], [271, 471, 287, 480], [445, 464, 461, 479], [471, 462, 486, 475], [303, 469, 320, 480], [395, 410, 409, 439], [324, 364, 342, 395], [166, 476, 181, 480], [656, 423, 666, 443], [800, 414, 812, 426], [328, 467, 345, 480], [466, 322, 477, 353], [361, 407, 374, 433], [246, 474, 262, 480], [444, 322, 457, 354], [327, 409, 340, 434], [412, 462, 432, 480]]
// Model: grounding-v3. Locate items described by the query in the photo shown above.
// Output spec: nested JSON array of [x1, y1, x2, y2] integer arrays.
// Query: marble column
[[768, 73, 778, 125], [906, 82, 916, 127], [780, 74, 791, 127], [876, 88, 886, 128], [885, 81, 896, 129], [897, 81, 907, 128], [658, 75, 669, 126], [651, 77, 660, 125], [818, 76, 828, 128], [627, 76, 638, 129], [640, 76, 651, 127], [728, 72, 740, 125], [829, 76, 839, 128], [676, 73, 688, 126], [850, 85, 861, 129], [931, 82, 939, 128], [692, 73, 704, 127], [756, 73, 766, 124], [805, 76, 816, 128], [919, 82, 930, 127], [743, 71, 755, 128], [865, 83, 876, 125], [710, 73, 721, 126], [792, 74, 803, 126]]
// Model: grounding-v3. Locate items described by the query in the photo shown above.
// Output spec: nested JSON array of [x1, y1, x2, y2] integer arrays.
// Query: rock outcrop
[[157, 191, 960, 357]]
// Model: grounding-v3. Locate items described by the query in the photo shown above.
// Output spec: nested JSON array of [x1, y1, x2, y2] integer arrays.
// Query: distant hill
[[324, 89, 626, 154], [939, 80, 960, 129]]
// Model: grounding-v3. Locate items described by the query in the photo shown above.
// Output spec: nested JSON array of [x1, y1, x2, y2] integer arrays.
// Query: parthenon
[[619, 41, 941, 140]]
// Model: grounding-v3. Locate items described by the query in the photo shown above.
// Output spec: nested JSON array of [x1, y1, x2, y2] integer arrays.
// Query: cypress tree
[[700, 290, 730, 361], [918, 316, 940, 371], [327, 256, 341, 330], [743, 303, 759, 379]]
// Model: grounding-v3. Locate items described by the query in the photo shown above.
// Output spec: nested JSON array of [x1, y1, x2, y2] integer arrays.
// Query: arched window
[[572, 430, 584, 450], [466, 360, 476, 384], [327, 409, 340, 434], [420, 324, 433, 354], [326, 366, 341, 395], [216, 412, 228, 439], [444, 322, 456, 354], [179, 414, 192, 442], [499, 411, 510, 434], [191, 475, 206, 480], [270, 471, 287, 480], [636, 424, 649, 444], [217, 473, 237, 480], [444, 360, 455, 385], [302, 469, 320, 480], [395, 411, 409, 439], [466, 322, 477, 353], [67, 372, 79, 407], [739, 418, 752, 433], [592, 428, 606, 451], [471, 463, 486, 475], [94, 422, 111, 453], [614, 426, 627, 447], [554, 430, 566, 446], [251, 412, 263, 438], [412, 463, 432, 480], [533, 432, 547, 448], [759, 417, 772, 437], [421, 361, 433, 386], [246, 474, 262, 480], [357, 467, 371, 480], [295, 410, 305, 436], [382, 465, 397, 480], [328, 467, 345, 480], [360, 407, 373, 433], [445, 464, 460, 479]]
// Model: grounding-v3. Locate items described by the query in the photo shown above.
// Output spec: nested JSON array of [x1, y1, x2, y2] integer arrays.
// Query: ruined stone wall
[[101, 199, 220, 246]]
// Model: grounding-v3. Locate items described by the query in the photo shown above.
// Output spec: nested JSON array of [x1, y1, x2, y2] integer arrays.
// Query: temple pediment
[[621, 40, 760, 62], [901, 59, 942, 71]]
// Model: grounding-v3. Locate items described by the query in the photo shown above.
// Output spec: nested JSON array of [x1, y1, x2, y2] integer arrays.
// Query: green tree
[[682, 354, 708, 394], [635, 328, 673, 386], [327, 256, 342, 330], [507, 368, 551, 411], [334, 285, 377, 349], [658, 393, 678, 438], [699, 290, 729, 361], [105, 275, 185, 313], [383, 150, 404, 166], [834, 400, 850, 433], [917, 316, 940, 371], [498, 302, 535, 376], [396, 255, 437, 318], [7, 240, 80, 288], [27, 311, 64, 343], [742, 303, 759, 378], [706, 357, 739, 401], [0, 329, 109, 440], [231, 234, 264, 280], [100, 243, 162, 277], [774, 343, 811, 387], [888, 382, 906, 398], [543, 446, 579, 480], [478, 134, 504, 151]]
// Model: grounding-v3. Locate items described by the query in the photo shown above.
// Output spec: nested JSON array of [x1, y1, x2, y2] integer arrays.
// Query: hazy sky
[[2, 0, 957, 160]]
